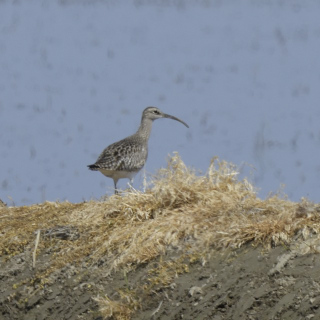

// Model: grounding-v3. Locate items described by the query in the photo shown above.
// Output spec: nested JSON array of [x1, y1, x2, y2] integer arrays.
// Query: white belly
[[99, 169, 138, 181]]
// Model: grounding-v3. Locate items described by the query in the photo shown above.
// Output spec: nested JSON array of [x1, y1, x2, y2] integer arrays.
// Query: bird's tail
[[88, 164, 99, 171]]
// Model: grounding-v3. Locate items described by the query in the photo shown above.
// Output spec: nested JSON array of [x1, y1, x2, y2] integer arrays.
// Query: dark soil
[[1, 243, 320, 320]]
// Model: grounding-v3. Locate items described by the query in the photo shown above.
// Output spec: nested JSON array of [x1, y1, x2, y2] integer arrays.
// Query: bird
[[88, 106, 189, 194]]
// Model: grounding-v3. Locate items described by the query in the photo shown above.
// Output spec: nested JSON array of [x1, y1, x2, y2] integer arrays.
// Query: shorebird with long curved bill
[[88, 106, 189, 194]]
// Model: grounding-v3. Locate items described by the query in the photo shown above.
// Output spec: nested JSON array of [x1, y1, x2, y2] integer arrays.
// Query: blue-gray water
[[1, 0, 319, 205]]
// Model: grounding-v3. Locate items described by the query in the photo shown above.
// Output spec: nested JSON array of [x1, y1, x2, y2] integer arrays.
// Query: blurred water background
[[0, 0, 319, 205]]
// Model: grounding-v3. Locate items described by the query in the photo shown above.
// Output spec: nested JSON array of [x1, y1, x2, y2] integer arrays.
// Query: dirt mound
[[2, 244, 320, 320], [1, 155, 320, 319]]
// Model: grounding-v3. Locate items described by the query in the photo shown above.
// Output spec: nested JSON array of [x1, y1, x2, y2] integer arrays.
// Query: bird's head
[[142, 106, 189, 128]]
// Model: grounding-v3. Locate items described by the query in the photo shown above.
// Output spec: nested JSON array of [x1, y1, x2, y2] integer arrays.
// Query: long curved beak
[[163, 113, 189, 128]]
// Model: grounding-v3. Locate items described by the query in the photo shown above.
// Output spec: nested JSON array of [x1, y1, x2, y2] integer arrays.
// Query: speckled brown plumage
[[88, 106, 189, 194], [89, 136, 148, 173]]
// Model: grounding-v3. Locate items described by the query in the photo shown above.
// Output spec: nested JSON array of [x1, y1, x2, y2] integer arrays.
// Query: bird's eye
[[153, 110, 160, 114]]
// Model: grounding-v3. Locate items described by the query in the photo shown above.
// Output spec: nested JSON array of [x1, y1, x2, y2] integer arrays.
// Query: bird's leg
[[127, 179, 135, 192], [114, 180, 119, 195]]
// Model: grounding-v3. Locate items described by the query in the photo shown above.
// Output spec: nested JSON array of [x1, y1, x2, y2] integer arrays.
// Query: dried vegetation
[[1, 153, 320, 319]]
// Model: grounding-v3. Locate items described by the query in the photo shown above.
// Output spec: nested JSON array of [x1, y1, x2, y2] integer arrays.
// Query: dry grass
[[94, 293, 138, 320], [1, 153, 320, 319]]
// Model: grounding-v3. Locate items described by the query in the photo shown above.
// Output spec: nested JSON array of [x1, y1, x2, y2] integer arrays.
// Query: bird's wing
[[94, 139, 148, 172]]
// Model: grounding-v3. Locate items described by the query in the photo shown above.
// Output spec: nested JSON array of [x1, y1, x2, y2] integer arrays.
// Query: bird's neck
[[136, 118, 153, 141]]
